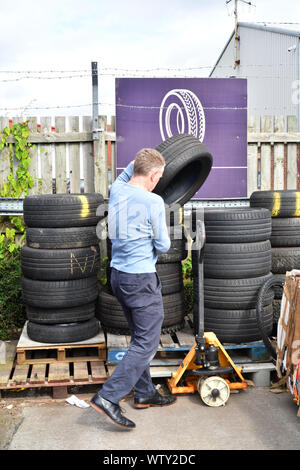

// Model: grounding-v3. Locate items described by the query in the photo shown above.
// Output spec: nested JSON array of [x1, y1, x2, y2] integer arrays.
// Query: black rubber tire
[[157, 238, 188, 263], [196, 240, 272, 279], [26, 302, 96, 324], [23, 193, 104, 228], [26, 226, 98, 249], [22, 276, 98, 308], [197, 273, 274, 310], [198, 304, 273, 344], [154, 134, 213, 206], [271, 218, 300, 247], [250, 190, 300, 217], [97, 289, 185, 334], [256, 275, 285, 358], [26, 318, 100, 343], [21, 245, 100, 281], [272, 274, 285, 299], [271, 247, 300, 274], [272, 299, 282, 324], [192, 207, 271, 243]]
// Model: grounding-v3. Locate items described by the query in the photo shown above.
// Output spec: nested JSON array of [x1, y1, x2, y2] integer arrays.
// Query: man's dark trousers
[[98, 267, 164, 405]]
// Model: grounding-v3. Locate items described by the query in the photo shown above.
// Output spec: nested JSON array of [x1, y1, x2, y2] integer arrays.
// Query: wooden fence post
[[273, 115, 285, 190], [27, 117, 39, 195], [55, 117, 67, 194], [40, 117, 53, 194], [260, 115, 272, 190], [247, 115, 259, 197], [0, 117, 10, 193], [69, 116, 81, 193], [82, 116, 94, 193], [94, 115, 108, 197], [287, 115, 298, 189]]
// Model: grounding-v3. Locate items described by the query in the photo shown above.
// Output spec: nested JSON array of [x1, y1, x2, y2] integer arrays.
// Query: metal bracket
[[0, 198, 24, 216]]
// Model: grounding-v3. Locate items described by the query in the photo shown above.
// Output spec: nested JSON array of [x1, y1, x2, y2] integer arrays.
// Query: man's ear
[[150, 169, 157, 181]]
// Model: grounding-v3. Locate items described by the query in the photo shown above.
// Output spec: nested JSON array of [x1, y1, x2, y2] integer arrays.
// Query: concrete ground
[[1, 384, 300, 451]]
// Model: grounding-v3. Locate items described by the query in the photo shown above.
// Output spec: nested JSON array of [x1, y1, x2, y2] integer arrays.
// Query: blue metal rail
[[0, 198, 24, 216]]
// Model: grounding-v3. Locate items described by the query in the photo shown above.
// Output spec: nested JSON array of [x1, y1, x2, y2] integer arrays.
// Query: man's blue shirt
[[108, 162, 171, 273]]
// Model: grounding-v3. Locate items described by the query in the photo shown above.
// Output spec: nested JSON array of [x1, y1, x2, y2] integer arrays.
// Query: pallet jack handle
[[194, 209, 207, 366]]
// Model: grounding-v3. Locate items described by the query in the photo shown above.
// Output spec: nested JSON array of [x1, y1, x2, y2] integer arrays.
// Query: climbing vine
[[0, 121, 34, 257]]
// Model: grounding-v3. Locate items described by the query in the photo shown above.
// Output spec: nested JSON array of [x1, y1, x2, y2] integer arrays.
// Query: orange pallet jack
[[167, 211, 247, 407]]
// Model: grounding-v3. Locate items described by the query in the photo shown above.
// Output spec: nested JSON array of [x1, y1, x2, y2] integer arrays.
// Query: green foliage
[[0, 248, 26, 340], [99, 256, 108, 286], [0, 121, 32, 258], [182, 256, 194, 316], [182, 255, 193, 281], [0, 121, 33, 337], [0, 121, 33, 198]]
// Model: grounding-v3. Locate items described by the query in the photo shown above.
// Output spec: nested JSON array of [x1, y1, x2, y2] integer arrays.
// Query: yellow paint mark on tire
[[294, 192, 300, 217], [77, 195, 90, 218], [271, 192, 281, 217]]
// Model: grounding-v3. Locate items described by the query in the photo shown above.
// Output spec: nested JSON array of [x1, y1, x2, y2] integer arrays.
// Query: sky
[[0, 0, 299, 122]]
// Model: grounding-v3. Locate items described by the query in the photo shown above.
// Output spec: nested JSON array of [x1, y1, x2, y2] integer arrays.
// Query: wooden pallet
[[15, 321, 106, 365], [0, 317, 276, 396], [106, 316, 271, 366], [0, 339, 109, 398]]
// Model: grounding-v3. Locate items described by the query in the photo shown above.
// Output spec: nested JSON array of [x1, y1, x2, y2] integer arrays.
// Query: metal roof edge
[[209, 22, 300, 77], [238, 22, 300, 38]]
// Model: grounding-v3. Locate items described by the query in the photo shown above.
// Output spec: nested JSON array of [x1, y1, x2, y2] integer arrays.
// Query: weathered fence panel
[[248, 114, 300, 196], [0, 115, 116, 199], [0, 114, 299, 199]]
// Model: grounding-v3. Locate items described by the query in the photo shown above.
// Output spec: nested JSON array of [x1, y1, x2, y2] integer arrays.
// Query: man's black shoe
[[134, 390, 177, 408], [90, 393, 136, 429]]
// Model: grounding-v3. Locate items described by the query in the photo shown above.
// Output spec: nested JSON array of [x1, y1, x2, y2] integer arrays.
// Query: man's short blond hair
[[133, 148, 165, 176]]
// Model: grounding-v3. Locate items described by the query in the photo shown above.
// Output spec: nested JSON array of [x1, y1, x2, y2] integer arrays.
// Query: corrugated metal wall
[[210, 25, 299, 128]]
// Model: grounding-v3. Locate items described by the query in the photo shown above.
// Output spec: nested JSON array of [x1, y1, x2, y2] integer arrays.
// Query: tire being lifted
[[154, 134, 213, 206]]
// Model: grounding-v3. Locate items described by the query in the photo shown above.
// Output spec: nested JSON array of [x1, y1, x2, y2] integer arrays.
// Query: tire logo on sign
[[159, 89, 206, 142]]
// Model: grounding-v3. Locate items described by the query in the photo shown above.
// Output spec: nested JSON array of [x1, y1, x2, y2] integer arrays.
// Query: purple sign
[[115, 78, 247, 198]]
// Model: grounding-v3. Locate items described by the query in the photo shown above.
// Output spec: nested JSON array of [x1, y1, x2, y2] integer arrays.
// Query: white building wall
[[210, 24, 299, 128]]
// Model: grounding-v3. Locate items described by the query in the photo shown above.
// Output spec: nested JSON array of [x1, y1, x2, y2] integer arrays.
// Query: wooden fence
[[0, 114, 300, 199], [0, 115, 116, 198], [248, 115, 300, 197]]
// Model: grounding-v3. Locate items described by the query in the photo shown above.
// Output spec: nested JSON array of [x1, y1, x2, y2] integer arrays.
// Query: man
[[90, 148, 177, 429]]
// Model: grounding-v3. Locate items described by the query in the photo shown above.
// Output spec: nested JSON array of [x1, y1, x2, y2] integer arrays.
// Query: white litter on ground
[[65, 395, 90, 409]]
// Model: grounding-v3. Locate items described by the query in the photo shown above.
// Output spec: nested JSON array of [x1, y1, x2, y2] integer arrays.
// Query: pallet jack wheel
[[197, 376, 230, 407]]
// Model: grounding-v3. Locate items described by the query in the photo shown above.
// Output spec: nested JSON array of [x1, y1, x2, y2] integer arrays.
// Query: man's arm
[[151, 198, 171, 254], [113, 161, 134, 185]]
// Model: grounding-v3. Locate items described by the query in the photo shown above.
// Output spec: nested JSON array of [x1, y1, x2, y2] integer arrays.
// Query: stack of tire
[[21, 194, 104, 343], [96, 133, 213, 335], [192, 207, 274, 343], [97, 222, 188, 334], [250, 190, 300, 325]]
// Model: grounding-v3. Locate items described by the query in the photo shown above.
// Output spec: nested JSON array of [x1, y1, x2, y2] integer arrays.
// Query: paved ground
[[1, 384, 300, 451]]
